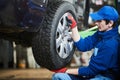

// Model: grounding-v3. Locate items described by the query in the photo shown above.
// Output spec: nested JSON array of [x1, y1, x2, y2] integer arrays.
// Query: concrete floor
[[0, 68, 54, 80]]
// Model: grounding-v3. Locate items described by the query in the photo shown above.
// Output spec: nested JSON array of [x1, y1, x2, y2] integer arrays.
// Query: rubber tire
[[32, 1, 76, 70]]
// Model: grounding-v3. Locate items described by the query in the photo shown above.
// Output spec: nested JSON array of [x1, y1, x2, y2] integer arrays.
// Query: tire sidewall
[[50, 2, 76, 66]]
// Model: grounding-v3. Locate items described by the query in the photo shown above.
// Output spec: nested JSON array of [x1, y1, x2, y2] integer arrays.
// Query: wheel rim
[[56, 12, 74, 59]]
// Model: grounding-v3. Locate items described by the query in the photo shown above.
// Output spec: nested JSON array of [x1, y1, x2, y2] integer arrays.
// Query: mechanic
[[51, 5, 120, 80]]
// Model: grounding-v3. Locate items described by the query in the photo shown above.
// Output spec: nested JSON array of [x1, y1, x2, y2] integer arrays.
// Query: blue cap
[[90, 6, 119, 22]]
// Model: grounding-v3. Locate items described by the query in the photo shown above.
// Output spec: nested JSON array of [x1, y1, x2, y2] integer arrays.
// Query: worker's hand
[[51, 67, 67, 73], [66, 15, 77, 29]]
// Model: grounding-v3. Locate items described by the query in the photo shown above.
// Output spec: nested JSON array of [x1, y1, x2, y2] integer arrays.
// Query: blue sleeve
[[78, 39, 118, 77], [74, 31, 98, 52]]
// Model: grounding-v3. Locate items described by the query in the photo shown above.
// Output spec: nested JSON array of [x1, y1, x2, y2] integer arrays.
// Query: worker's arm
[[51, 68, 79, 75], [66, 15, 80, 42], [71, 27, 80, 42], [66, 68, 79, 75]]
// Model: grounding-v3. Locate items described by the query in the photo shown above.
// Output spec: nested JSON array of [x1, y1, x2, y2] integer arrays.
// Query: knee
[[52, 73, 63, 80]]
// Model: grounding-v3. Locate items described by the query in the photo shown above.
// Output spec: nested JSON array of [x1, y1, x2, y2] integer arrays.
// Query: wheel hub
[[56, 13, 74, 59]]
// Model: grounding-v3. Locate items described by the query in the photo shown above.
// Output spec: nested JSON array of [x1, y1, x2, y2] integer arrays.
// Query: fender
[[0, 0, 9, 10], [0, 0, 48, 33]]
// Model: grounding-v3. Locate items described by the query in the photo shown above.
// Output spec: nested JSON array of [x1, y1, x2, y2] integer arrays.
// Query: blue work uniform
[[74, 26, 119, 79], [52, 26, 119, 80]]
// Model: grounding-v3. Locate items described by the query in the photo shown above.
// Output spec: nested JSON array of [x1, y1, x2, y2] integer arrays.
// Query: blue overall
[[52, 26, 119, 80]]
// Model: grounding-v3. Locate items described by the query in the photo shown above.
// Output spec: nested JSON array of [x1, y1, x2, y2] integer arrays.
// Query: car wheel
[[32, 1, 76, 70]]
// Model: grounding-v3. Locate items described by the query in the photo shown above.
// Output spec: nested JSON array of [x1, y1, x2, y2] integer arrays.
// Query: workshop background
[[0, 0, 118, 80]]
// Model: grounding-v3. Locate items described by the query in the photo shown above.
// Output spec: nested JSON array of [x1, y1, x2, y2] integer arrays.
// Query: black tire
[[32, 1, 76, 70]]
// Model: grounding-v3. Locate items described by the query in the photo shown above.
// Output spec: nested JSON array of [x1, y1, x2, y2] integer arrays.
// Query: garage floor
[[0, 68, 54, 80]]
